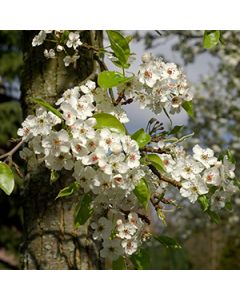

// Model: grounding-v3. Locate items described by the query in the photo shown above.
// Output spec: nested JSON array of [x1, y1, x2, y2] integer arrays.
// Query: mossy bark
[[20, 30, 103, 269]]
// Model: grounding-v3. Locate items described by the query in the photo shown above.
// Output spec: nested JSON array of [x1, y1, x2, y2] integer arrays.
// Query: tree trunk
[[20, 30, 103, 269]]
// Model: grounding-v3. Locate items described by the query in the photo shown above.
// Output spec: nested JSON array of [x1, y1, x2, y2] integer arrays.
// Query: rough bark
[[20, 30, 103, 269]]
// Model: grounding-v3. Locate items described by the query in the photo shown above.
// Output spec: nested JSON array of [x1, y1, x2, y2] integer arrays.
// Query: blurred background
[[0, 30, 239, 269]]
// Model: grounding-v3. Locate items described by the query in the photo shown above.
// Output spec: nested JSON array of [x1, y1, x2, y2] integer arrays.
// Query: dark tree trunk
[[20, 30, 103, 269]]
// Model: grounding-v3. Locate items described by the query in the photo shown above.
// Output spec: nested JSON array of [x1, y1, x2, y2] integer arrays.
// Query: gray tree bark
[[20, 30, 103, 269]]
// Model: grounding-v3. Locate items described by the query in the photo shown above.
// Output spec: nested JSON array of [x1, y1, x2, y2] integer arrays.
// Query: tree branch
[[148, 164, 181, 188]]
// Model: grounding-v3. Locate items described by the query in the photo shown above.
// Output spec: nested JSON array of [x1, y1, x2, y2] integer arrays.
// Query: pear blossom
[[45, 152, 74, 171], [91, 217, 112, 240], [116, 220, 137, 239], [42, 129, 70, 156], [66, 32, 82, 50], [100, 239, 123, 260], [193, 144, 217, 168], [32, 30, 47, 46], [180, 176, 208, 203], [203, 167, 221, 186], [44, 49, 55, 59], [121, 239, 138, 255]]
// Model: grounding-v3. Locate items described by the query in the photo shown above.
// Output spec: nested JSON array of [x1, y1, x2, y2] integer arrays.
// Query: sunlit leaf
[[56, 182, 80, 199], [131, 128, 151, 148], [32, 98, 63, 119], [93, 112, 126, 134], [203, 30, 221, 49], [107, 30, 131, 68], [133, 178, 150, 208], [182, 101, 194, 118], [0, 162, 14, 195], [146, 154, 165, 173], [98, 71, 132, 88]]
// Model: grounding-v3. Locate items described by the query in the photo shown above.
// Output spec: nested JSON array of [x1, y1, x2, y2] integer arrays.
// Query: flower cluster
[[154, 143, 237, 208], [91, 210, 149, 259], [118, 53, 192, 115], [18, 81, 144, 197], [32, 30, 83, 67]]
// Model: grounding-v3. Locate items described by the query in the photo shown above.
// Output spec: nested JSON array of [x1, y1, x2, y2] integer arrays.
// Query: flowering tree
[[0, 30, 238, 269]]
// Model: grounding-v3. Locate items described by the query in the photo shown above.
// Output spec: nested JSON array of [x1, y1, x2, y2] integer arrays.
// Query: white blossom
[[193, 144, 217, 168]]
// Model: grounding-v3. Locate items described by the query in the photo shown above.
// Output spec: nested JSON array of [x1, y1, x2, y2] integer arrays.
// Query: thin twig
[[149, 164, 181, 188], [0, 139, 24, 160], [141, 146, 168, 154]]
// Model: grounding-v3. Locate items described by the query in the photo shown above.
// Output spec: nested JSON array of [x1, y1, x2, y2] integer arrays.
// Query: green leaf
[[168, 125, 184, 135], [98, 71, 132, 89], [146, 154, 166, 173], [61, 30, 69, 43], [203, 30, 221, 49], [182, 101, 194, 118], [198, 195, 209, 212], [131, 128, 151, 148], [157, 208, 167, 226], [226, 150, 236, 164], [225, 199, 233, 211], [133, 178, 150, 208], [56, 181, 80, 199], [112, 256, 126, 270], [74, 193, 93, 227], [93, 112, 126, 134], [50, 170, 59, 183], [154, 235, 182, 249], [0, 162, 14, 195], [130, 248, 150, 270], [32, 98, 63, 119], [125, 35, 133, 44], [106, 30, 131, 68], [206, 210, 221, 224]]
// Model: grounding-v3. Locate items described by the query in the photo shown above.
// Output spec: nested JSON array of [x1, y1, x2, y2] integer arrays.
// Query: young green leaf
[[133, 178, 150, 208], [106, 30, 131, 68], [146, 154, 165, 173], [131, 128, 151, 148], [168, 125, 184, 135], [157, 208, 167, 226], [226, 150, 236, 164], [93, 112, 126, 134], [154, 235, 182, 249], [56, 182, 80, 199], [130, 248, 150, 270], [225, 199, 233, 211], [98, 71, 132, 89], [198, 195, 209, 212], [32, 98, 63, 119], [182, 101, 194, 118], [50, 170, 59, 183], [61, 30, 69, 43], [112, 256, 127, 270], [206, 210, 221, 224], [0, 162, 15, 195], [74, 193, 93, 227], [203, 30, 221, 49]]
